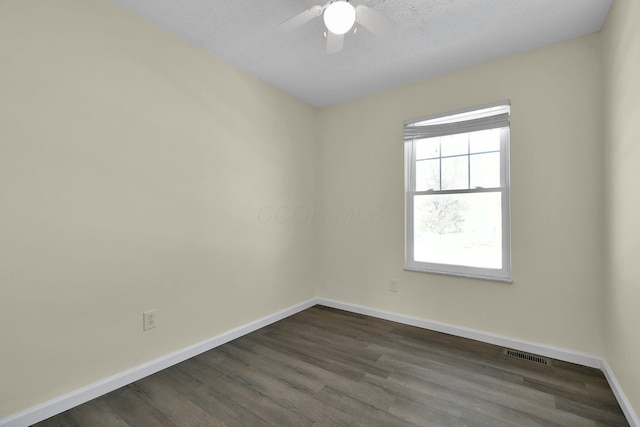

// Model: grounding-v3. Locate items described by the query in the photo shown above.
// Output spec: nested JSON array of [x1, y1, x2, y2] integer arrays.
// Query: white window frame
[[404, 101, 512, 282]]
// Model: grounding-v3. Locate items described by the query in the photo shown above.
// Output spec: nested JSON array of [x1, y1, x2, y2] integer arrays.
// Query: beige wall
[[603, 0, 640, 417], [318, 35, 605, 355], [0, 0, 319, 417]]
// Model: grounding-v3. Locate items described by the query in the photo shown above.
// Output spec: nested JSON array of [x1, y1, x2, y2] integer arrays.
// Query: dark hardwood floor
[[35, 306, 629, 426]]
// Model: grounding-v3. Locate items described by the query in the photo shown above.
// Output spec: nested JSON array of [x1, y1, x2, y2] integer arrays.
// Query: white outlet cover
[[143, 310, 157, 331]]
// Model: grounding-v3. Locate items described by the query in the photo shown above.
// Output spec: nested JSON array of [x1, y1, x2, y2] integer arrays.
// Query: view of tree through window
[[405, 103, 511, 281]]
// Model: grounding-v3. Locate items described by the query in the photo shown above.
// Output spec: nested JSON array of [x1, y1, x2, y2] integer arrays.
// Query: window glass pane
[[441, 156, 468, 190], [415, 137, 440, 160], [470, 152, 500, 188], [441, 133, 468, 157], [416, 159, 440, 192], [414, 192, 502, 269], [469, 129, 500, 153]]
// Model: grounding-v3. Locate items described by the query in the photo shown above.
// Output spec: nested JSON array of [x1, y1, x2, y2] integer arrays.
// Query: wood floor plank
[[366, 337, 528, 387], [313, 385, 418, 427], [262, 328, 390, 378], [133, 374, 227, 427], [248, 330, 369, 381], [169, 358, 274, 427], [101, 385, 178, 427], [385, 363, 592, 426], [198, 357, 315, 426], [67, 399, 130, 427], [220, 341, 325, 394], [361, 373, 517, 427], [35, 410, 80, 427], [378, 353, 556, 407], [555, 396, 630, 427], [193, 342, 364, 426], [267, 318, 383, 362], [234, 336, 405, 424], [34, 306, 629, 427]]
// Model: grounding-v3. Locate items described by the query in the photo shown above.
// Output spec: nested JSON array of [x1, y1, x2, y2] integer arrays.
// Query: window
[[404, 101, 511, 282]]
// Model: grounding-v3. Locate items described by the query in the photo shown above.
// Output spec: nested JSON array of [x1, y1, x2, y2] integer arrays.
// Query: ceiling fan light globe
[[324, 2, 356, 35]]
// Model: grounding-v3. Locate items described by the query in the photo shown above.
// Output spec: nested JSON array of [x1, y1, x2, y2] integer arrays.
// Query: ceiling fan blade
[[326, 31, 344, 54], [278, 5, 324, 32], [355, 4, 395, 37]]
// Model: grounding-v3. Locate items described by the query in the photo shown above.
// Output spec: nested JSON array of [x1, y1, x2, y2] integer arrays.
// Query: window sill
[[404, 267, 513, 284]]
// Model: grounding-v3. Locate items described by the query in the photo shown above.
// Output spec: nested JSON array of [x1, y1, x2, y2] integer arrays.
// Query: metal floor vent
[[504, 349, 550, 365]]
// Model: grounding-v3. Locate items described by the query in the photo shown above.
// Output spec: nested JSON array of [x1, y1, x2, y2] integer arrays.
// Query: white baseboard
[[0, 298, 317, 427], [317, 298, 639, 427], [601, 360, 640, 427], [317, 298, 602, 367], [3, 296, 638, 427]]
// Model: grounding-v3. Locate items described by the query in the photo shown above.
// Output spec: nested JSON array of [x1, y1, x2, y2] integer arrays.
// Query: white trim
[[405, 103, 512, 282], [404, 99, 511, 126], [601, 359, 640, 427], [317, 298, 601, 367], [0, 298, 317, 427], [3, 297, 638, 427]]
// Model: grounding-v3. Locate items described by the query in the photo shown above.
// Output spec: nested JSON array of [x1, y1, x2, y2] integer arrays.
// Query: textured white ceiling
[[108, 0, 612, 108]]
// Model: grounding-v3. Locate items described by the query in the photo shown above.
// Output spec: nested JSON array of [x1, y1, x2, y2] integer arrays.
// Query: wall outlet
[[388, 279, 398, 293], [143, 309, 157, 331]]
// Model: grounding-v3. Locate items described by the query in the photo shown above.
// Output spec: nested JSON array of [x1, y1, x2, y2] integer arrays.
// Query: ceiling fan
[[278, 0, 394, 54]]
